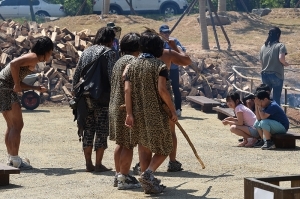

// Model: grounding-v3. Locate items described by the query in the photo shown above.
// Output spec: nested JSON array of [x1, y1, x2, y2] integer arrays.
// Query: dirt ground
[[1, 104, 300, 199]]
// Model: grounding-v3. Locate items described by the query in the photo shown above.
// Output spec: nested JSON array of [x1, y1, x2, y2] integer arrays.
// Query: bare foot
[[95, 164, 112, 172], [86, 164, 95, 172]]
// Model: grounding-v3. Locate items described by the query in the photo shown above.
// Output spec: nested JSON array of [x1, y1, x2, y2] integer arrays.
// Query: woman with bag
[[72, 27, 116, 172]]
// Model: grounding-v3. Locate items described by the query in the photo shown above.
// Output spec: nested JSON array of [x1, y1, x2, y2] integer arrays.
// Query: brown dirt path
[[1, 105, 300, 198]]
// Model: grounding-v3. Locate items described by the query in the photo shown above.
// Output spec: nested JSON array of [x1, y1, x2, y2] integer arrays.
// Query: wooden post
[[239, 0, 249, 14], [125, 0, 137, 15], [207, 0, 220, 51], [207, 0, 231, 50], [75, 0, 87, 16], [170, 0, 197, 34], [284, 85, 287, 113], [295, 0, 300, 8]]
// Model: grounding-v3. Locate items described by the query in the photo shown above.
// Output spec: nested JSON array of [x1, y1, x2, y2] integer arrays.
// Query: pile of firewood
[[0, 19, 243, 104], [178, 56, 245, 100], [0, 19, 95, 103]]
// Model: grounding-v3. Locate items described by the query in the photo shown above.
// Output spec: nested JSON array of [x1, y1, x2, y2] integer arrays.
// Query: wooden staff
[[120, 104, 205, 169], [162, 104, 205, 169]]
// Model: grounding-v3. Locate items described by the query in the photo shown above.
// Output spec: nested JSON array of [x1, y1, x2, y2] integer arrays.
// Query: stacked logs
[[178, 56, 246, 100]]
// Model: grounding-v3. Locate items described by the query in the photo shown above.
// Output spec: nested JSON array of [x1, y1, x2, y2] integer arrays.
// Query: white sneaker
[[117, 174, 141, 190], [176, 109, 181, 117]]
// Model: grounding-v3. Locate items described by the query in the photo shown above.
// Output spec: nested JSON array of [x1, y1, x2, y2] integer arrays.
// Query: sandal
[[95, 164, 112, 172]]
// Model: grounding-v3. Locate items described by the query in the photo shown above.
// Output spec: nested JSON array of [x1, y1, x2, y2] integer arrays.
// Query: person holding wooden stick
[[109, 32, 141, 190], [132, 29, 192, 174], [0, 36, 51, 170], [124, 31, 177, 194]]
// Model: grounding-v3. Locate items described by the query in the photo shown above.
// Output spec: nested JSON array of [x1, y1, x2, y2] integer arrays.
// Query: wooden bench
[[272, 131, 300, 149], [186, 96, 221, 113], [0, 163, 20, 186], [212, 106, 235, 120]]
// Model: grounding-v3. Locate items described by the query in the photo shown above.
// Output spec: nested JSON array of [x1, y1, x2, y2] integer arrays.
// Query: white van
[[0, 0, 65, 18], [93, 0, 188, 15]]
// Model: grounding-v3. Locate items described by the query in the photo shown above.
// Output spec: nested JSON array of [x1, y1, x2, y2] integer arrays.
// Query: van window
[[19, 0, 40, 6], [1, 0, 19, 6]]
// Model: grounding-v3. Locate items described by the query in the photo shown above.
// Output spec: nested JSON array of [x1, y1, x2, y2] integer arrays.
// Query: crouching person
[[222, 92, 259, 147], [253, 90, 289, 150]]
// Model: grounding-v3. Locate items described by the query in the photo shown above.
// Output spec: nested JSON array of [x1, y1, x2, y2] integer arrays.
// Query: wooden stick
[[162, 104, 205, 169], [119, 103, 205, 169]]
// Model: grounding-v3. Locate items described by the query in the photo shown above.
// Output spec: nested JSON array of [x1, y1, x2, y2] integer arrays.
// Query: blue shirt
[[163, 37, 185, 70], [263, 101, 289, 130]]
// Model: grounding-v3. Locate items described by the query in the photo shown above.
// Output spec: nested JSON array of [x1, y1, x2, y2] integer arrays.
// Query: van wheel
[[35, 11, 50, 17], [161, 4, 178, 16], [109, 6, 122, 15], [21, 91, 40, 110]]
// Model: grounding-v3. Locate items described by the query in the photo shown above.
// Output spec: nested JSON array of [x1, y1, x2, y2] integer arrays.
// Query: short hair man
[[159, 24, 185, 117], [253, 90, 289, 149]]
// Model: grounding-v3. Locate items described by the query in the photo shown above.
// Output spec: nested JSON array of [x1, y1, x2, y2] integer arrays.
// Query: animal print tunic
[[126, 57, 173, 156], [109, 55, 137, 149], [0, 64, 32, 112]]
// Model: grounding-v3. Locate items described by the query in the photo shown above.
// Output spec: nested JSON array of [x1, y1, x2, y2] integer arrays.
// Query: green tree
[[46, 0, 93, 16]]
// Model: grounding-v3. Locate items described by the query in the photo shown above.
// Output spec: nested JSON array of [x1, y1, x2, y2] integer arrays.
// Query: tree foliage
[[46, 0, 94, 16]]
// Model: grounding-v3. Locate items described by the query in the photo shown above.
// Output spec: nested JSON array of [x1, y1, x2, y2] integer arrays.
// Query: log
[[52, 59, 67, 71]]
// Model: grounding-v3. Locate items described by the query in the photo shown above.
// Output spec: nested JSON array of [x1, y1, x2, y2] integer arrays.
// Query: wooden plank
[[213, 106, 235, 120], [187, 96, 220, 105], [0, 164, 20, 174]]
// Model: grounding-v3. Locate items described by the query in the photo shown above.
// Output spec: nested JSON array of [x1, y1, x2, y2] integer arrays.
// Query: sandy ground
[[0, 105, 300, 199]]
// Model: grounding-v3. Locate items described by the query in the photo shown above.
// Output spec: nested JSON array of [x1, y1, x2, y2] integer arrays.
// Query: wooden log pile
[[0, 19, 95, 103], [179, 56, 249, 100]]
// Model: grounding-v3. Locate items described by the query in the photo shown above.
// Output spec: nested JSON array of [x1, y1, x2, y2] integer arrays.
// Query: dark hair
[[255, 90, 270, 100], [226, 91, 242, 105], [93, 27, 115, 45], [256, 84, 271, 92], [140, 31, 164, 58], [31, 36, 53, 56], [264, 27, 281, 46], [120, 32, 140, 56], [242, 93, 255, 104]]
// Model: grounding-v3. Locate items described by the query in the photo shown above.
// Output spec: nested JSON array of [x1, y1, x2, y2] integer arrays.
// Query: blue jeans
[[169, 68, 181, 110], [261, 72, 283, 105], [254, 119, 287, 134]]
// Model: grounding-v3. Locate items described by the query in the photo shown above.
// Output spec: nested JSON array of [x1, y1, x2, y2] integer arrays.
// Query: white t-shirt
[[234, 104, 256, 127]]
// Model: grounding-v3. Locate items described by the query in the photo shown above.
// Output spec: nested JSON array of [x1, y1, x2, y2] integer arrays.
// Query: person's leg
[[261, 73, 273, 92], [138, 144, 152, 173], [3, 103, 24, 157], [114, 145, 122, 173], [82, 110, 95, 172], [268, 74, 283, 105], [170, 68, 182, 112], [229, 125, 252, 138], [119, 147, 133, 175], [169, 121, 177, 162], [94, 107, 111, 172]]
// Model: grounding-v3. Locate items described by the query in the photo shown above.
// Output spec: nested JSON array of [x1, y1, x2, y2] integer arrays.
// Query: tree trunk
[[199, 0, 209, 50], [218, 0, 227, 12], [103, 0, 110, 14], [30, 0, 36, 21]]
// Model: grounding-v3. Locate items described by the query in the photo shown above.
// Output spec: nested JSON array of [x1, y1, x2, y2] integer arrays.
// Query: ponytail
[[264, 27, 281, 46]]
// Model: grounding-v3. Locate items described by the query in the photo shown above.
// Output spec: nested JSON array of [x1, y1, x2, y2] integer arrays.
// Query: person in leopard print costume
[[72, 27, 116, 172], [109, 32, 141, 190], [0, 36, 52, 170], [124, 31, 178, 194]]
